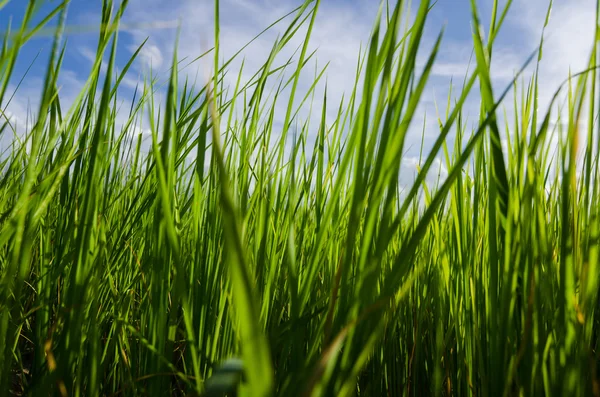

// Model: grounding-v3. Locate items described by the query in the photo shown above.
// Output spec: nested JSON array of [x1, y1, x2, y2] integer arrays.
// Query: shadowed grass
[[1, 0, 600, 396]]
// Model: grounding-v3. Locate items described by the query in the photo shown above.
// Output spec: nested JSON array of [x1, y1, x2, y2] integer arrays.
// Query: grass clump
[[1, 0, 600, 396]]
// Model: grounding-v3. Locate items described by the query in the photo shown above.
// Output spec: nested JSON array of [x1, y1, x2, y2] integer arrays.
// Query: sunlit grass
[[1, 0, 600, 396]]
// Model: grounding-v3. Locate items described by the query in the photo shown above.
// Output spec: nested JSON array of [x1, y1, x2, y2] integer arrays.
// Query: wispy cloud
[[512, 0, 597, 108], [121, 0, 377, 123], [3, 0, 598, 179], [134, 43, 164, 69]]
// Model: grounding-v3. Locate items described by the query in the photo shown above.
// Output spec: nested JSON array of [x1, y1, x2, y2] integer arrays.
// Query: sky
[[0, 0, 598, 185]]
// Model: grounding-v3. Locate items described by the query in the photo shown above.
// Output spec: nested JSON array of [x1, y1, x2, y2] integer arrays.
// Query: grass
[[1, 0, 600, 395]]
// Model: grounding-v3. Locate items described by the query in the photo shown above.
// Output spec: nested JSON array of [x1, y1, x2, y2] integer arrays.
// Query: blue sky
[[1, 0, 597, 182]]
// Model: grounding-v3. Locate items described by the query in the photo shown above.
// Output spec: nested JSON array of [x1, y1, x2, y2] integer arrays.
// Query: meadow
[[1, 0, 600, 395]]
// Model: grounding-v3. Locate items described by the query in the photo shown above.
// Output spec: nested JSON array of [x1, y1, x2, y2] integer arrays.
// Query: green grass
[[1, 0, 600, 395]]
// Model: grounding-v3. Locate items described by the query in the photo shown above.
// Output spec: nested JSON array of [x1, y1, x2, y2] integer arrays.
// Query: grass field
[[2, 0, 600, 395]]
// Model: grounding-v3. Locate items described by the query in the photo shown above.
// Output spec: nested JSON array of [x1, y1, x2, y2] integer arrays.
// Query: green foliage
[[1, 0, 600, 396]]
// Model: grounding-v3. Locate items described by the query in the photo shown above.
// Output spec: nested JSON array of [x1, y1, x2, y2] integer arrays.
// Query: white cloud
[[78, 45, 143, 89], [5, 0, 599, 188], [117, 0, 597, 180], [420, 0, 598, 176], [121, 0, 377, 126], [512, 0, 597, 110], [135, 44, 164, 69], [433, 61, 474, 78]]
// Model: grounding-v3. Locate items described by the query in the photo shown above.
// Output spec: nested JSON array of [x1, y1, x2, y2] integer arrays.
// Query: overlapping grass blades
[[1, 0, 600, 396]]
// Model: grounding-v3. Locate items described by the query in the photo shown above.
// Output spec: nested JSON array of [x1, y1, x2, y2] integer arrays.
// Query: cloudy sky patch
[[0, 0, 597, 175]]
